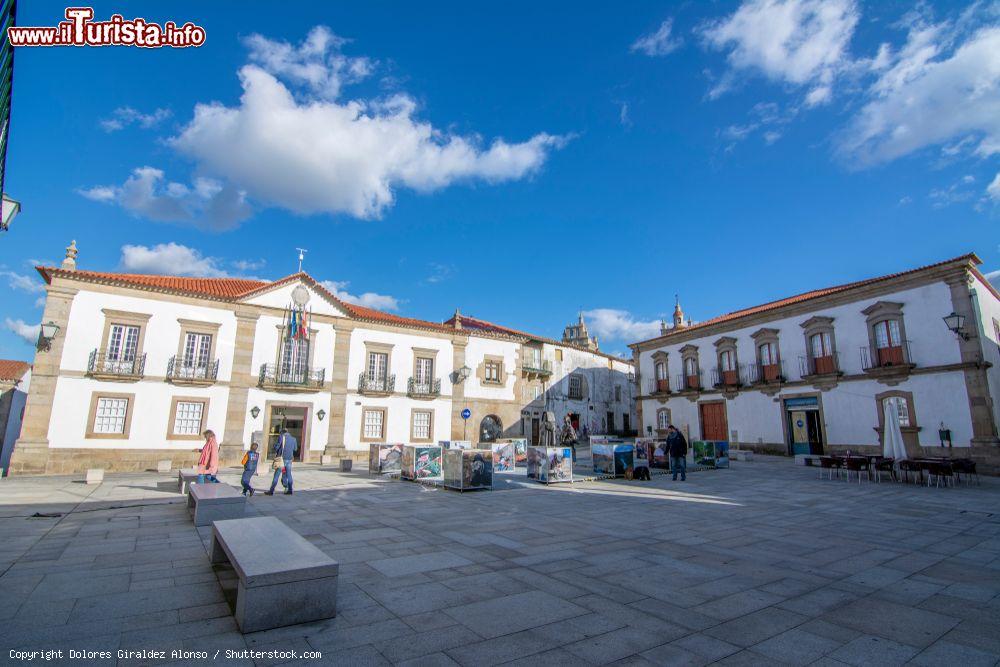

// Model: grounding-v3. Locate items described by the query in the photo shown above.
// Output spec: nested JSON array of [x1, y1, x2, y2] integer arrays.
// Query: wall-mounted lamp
[[36, 321, 60, 351], [250, 405, 261, 420], [943, 311, 970, 341], [452, 365, 471, 384], [626, 372, 636, 384], [317, 409, 326, 421]]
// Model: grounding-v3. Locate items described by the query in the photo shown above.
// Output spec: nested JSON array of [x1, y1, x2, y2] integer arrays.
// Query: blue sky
[[2, 0, 998, 360]]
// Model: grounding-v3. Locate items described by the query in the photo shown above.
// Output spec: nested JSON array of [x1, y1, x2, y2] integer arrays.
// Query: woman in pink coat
[[196, 430, 220, 484]]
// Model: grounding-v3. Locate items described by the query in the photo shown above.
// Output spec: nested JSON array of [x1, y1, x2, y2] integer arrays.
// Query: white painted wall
[[346, 327, 454, 395], [342, 395, 452, 451], [242, 281, 349, 317], [464, 336, 517, 400], [971, 275, 1000, 433]]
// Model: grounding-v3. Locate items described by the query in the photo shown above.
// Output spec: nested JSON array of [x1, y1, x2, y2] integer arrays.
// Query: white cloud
[[119, 243, 230, 277], [836, 23, 1000, 166], [988, 173, 1000, 202], [582, 309, 662, 343], [701, 0, 858, 102], [100, 106, 171, 132], [0, 270, 44, 293], [631, 19, 682, 57], [166, 27, 568, 220], [79, 167, 252, 231], [320, 280, 399, 311], [423, 263, 454, 285], [4, 318, 39, 345], [231, 258, 266, 272]]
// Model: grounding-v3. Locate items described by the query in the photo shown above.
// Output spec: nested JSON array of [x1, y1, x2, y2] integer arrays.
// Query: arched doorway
[[480, 415, 502, 442]]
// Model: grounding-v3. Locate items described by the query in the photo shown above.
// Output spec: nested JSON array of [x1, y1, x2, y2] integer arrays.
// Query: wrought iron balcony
[[747, 360, 786, 384], [521, 357, 553, 376], [711, 365, 744, 388], [861, 341, 913, 372], [359, 372, 395, 395], [258, 363, 325, 389], [87, 350, 145, 379], [675, 371, 702, 392], [167, 356, 219, 383], [799, 353, 842, 377], [647, 378, 671, 395], [408, 377, 441, 397]]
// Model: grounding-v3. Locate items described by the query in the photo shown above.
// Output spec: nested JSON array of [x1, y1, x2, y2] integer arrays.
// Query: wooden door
[[699, 402, 728, 441], [531, 418, 540, 446]]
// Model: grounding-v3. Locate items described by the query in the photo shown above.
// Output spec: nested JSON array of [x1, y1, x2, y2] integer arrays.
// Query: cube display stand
[[591, 442, 634, 477], [442, 448, 493, 492], [401, 445, 443, 482], [526, 446, 573, 484], [369, 443, 404, 475]]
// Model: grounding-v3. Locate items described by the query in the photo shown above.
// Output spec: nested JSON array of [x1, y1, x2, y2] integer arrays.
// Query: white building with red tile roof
[[0, 359, 30, 474], [9, 244, 634, 474], [630, 254, 1000, 471]]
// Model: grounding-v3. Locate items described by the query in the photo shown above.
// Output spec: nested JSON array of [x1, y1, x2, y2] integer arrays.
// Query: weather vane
[[296, 248, 308, 272]]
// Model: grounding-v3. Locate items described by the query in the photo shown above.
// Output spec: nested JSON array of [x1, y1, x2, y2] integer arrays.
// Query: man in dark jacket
[[666, 425, 688, 481]]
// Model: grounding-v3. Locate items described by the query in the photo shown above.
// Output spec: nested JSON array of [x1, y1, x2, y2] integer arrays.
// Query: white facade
[[632, 256, 1000, 462]]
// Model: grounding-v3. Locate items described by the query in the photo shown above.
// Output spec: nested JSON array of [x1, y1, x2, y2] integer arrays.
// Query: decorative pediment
[[239, 276, 351, 317], [679, 344, 699, 355], [750, 328, 779, 341], [651, 351, 669, 361], [713, 336, 737, 349], [800, 315, 834, 330], [861, 301, 903, 318]]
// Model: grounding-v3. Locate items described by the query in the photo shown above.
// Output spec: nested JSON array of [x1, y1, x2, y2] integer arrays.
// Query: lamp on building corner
[[943, 311, 970, 341], [36, 321, 60, 351], [250, 406, 260, 420], [452, 365, 471, 384], [317, 409, 326, 421]]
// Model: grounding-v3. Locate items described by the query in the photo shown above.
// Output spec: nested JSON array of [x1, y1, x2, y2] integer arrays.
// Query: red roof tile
[[0, 359, 30, 381], [633, 253, 982, 346], [36, 267, 268, 299]]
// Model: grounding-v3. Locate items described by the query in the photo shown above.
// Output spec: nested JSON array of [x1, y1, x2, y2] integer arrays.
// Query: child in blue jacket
[[240, 442, 260, 496]]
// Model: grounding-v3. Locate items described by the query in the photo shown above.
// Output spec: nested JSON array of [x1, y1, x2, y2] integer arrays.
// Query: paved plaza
[[1, 457, 1000, 666]]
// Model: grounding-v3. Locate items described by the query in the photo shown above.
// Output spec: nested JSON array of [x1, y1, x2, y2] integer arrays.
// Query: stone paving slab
[[0, 457, 999, 665]]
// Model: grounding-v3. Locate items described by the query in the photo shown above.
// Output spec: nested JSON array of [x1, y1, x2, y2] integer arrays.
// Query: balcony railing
[[88, 350, 145, 378], [521, 357, 553, 376], [675, 371, 702, 391], [258, 364, 325, 388], [407, 377, 441, 397], [861, 341, 913, 372], [711, 365, 744, 388], [799, 353, 841, 377], [747, 360, 786, 384], [359, 372, 395, 394], [167, 356, 219, 382], [647, 378, 671, 395]]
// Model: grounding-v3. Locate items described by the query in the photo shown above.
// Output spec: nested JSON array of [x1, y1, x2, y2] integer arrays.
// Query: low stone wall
[[8, 448, 237, 476]]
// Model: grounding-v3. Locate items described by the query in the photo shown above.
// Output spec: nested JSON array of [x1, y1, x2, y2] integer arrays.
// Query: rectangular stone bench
[[85, 469, 104, 485], [188, 483, 246, 527], [210, 516, 339, 633], [178, 468, 198, 494]]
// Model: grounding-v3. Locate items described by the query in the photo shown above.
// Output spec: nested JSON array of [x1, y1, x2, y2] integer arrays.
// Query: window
[[280, 337, 310, 383], [86, 392, 135, 439], [172, 400, 206, 436], [94, 397, 129, 434], [533, 386, 542, 400], [107, 324, 140, 361], [655, 361, 667, 380], [883, 396, 910, 427], [684, 357, 697, 376], [480, 415, 502, 442], [656, 408, 671, 430], [367, 351, 388, 380], [994, 318, 1000, 354], [810, 332, 832, 358], [615, 385, 622, 402], [362, 408, 385, 441], [720, 349, 735, 371], [874, 320, 901, 349], [758, 342, 777, 366], [411, 410, 432, 441], [485, 360, 502, 383], [182, 333, 212, 369], [555, 349, 563, 362], [568, 375, 583, 399], [415, 357, 434, 390]]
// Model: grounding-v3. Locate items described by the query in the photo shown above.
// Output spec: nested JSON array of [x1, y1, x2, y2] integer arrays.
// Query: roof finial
[[61, 240, 78, 271], [453, 307, 462, 330]]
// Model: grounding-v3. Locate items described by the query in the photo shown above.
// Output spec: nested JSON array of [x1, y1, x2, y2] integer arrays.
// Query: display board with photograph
[[691, 441, 730, 469], [439, 440, 472, 451], [592, 444, 615, 476], [443, 448, 493, 491], [401, 445, 443, 481], [368, 443, 404, 475], [592, 442, 635, 477], [491, 441, 516, 472], [714, 441, 730, 469], [526, 445, 573, 483], [633, 438, 654, 468], [650, 439, 670, 468]]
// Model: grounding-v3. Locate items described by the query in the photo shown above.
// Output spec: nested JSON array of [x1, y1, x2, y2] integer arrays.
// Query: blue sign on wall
[[461, 408, 471, 420]]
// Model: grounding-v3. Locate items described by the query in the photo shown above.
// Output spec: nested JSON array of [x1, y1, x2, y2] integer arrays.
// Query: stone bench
[[188, 483, 246, 527], [731, 450, 754, 462], [210, 516, 339, 633], [85, 469, 104, 485], [177, 468, 198, 494]]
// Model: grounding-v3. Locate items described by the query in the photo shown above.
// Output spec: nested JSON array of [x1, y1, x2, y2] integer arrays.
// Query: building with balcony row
[[630, 254, 1000, 470], [9, 243, 634, 474]]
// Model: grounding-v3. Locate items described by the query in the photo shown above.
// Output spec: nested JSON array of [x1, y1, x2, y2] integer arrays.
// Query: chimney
[[452, 308, 462, 330], [61, 240, 78, 271]]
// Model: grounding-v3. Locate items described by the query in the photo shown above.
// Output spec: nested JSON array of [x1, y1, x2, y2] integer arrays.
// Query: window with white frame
[[280, 338, 310, 381], [485, 360, 502, 383], [684, 357, 698, 376], [874, 320, 902, 349], [411, 410, 432, 440], [533, 385, 542, 400], [758, 342, 777, 366], [182, 332, 212, 369], [94, 397, 129, 434], [415, 357, 433, 390], [720, 349, 736, 371], [883, 396, 910, 427], [105, 324, 140, 373], [810, 332, 832, 358], [655, 361, 667, 380], [657, 408, 671, 430], [172, 400, 206, 436], [362, 408, 385, 440], [367, 351, 388, 380]]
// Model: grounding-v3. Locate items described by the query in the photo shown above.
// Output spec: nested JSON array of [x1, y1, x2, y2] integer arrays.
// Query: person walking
[[667, 425, 688, 481], [195, 430, 220, 484], [240, 442, 260, 496], [264, 429, 297, 496]]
